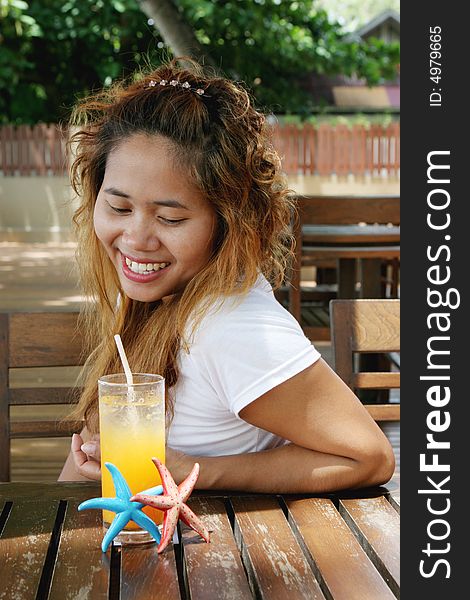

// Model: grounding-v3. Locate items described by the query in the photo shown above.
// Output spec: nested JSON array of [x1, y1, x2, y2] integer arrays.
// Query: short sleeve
[[197, 300, 321, 418]]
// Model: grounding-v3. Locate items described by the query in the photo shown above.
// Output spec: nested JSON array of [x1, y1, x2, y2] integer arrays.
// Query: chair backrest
[[329, 299, 400, 422], [296, 195, 400, 226], [0, 312, 85, 481]]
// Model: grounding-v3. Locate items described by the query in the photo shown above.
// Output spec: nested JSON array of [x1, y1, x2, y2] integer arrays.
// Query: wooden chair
[[329, 299, 400, 470], [289, 195, 400, 341], [0, 312, 84, 481]]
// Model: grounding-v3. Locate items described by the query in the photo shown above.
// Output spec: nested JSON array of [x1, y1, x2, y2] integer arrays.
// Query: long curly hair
[[67, 58, 295, 433]]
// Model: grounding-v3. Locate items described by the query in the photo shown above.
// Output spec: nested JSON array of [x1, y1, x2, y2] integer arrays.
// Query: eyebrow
[[103, 187, 189, 210]]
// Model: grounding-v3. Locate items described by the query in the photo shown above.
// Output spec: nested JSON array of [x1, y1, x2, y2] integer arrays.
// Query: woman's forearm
[[192, 443, 391, 494]]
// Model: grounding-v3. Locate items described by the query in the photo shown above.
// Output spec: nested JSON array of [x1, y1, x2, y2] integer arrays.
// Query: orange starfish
[[131, 458, 210, 553]]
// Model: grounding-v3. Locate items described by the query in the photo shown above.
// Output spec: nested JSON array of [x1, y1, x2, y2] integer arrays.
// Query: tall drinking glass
[[98, 373, 165, 545]]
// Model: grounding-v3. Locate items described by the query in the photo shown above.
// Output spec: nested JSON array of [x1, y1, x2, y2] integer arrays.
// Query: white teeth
[[124, 256, 169, 274]]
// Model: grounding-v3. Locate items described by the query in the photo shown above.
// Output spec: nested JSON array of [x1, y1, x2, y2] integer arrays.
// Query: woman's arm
[[168, 359, 395, 493]]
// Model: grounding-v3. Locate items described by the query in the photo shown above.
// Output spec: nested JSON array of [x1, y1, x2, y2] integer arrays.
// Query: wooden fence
[[0, 124, 68, 176], [0, 122, 400, 177], [273, 122, 400, 177]]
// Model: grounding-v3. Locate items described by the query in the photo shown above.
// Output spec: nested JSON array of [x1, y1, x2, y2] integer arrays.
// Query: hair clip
[[146, 78, 209, 97]]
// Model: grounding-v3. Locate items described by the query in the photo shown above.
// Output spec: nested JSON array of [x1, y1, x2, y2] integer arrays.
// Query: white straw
[[114, 334, 134, 386]]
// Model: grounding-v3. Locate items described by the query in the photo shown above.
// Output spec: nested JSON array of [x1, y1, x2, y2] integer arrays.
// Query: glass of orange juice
[[98, 373, 165, 545]]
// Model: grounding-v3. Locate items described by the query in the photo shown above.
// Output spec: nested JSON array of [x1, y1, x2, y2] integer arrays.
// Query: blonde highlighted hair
[[68, 58, 295, 433]]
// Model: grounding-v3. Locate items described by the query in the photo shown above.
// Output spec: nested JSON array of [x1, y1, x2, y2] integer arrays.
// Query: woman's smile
[[120, 252, 171, 283]]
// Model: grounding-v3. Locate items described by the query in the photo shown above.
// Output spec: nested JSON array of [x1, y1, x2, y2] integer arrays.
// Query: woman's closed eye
[[109, 206, 131, 214], [106, 201, 131, 214], [106, 203, 185, 224], [158, 217, 187, 225]]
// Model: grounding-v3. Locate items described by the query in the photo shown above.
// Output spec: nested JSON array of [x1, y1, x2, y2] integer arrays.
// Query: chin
[[120, 284, 164, 304], [128, 291, 164, 303]]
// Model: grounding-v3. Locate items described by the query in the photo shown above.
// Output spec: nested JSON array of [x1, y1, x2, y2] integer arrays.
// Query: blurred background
[[0, 0, 400, 480]]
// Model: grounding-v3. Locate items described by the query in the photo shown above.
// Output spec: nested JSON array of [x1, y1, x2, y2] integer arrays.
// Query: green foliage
[[278, 113, 397, 127], [317, 0, 400, 32], [0, 0, 164, 124], [0, 0, 400, 123], [179, 0, 399, 114]]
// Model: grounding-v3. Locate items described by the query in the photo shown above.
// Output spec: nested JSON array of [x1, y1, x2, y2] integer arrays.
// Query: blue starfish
[[78, 462, 163, 552]]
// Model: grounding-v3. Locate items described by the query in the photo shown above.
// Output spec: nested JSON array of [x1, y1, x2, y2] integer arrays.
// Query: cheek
[[93, 203, 112, 245], [186, 221, 216, 263]]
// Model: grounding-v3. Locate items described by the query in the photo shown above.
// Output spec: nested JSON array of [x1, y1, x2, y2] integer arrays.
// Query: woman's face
[[94, 134, 217, 303]]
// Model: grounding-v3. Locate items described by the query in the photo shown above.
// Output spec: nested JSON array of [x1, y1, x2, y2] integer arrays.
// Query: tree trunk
[[137, 0, 216, 68]]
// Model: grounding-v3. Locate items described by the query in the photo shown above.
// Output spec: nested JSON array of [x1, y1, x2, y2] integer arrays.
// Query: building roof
[[347, 9, 400, 42]]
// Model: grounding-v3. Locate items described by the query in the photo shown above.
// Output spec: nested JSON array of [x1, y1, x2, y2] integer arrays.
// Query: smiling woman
[[59, 58, 395, 493], [94, 134, 217, 303]]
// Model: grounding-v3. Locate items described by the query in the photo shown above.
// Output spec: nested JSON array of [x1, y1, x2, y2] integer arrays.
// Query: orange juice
[[98, 374, 165, 540]]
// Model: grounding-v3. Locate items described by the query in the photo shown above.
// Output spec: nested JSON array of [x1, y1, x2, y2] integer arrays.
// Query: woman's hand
[[71, 432, 102, 481]]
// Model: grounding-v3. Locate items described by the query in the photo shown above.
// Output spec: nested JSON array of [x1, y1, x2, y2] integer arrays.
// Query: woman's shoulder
[[182, 275, 321, 411], [193, 274, 304, 345]]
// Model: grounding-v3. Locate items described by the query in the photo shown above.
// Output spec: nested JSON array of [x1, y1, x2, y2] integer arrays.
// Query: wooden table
[[0, 480, 400, 599], [303, 224, 400, 245], [302, 224, 400, 299]]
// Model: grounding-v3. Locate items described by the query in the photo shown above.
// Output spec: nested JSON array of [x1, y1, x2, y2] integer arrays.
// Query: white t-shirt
[[167, 275, 321, 456]]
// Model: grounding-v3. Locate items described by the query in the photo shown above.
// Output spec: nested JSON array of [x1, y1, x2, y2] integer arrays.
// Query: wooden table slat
[[339, 497, 400, 595], [0, 497, 59, 600], [303, 224, 400, 244], [182, 496, 253, 600], [301, 245, 400, 259], [389, 491, 400, 513], [48, 497, 110, 600], [0, 481, 100, 502], [231, 496, 326, 600], [285, 497, 396, 600], [121, 545, 181, 600]]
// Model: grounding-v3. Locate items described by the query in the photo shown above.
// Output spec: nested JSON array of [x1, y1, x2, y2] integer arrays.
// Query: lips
[[120, 252, 171, 283]]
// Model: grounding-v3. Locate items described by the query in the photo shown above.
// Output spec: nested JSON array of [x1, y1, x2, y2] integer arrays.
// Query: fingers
[[71, 433, 90, 470], [81, 438, 101, 462], [71, 431, 83, 452], [71, 433, 101, 481]]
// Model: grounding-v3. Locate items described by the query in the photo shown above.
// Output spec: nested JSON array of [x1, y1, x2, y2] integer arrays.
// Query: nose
[[121, 214, 162, 252]]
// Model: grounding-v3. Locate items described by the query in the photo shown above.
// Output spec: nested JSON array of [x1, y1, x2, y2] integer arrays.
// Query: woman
[[59, 59, 395, 492]]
